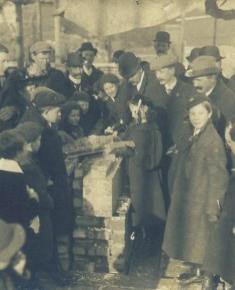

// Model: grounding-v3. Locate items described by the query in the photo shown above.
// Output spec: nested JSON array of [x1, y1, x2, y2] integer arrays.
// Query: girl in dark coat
[[59, 101, 84, 142], [202, 119, 235, 289], [162, 95, 228, 288], [122, 96, 165, 236]]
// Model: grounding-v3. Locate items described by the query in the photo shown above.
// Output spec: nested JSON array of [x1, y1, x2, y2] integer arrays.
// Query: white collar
[[136, 70, 145, 92], [69, 74, 81, 85], [83, 65, 93, 76], [205, 85, 216, 97], [165, 77, 177, 92], [0, 158, 23, 174]]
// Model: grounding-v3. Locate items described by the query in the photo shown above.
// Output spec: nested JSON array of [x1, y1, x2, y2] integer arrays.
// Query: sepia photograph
[[0, 0, 235, 289]]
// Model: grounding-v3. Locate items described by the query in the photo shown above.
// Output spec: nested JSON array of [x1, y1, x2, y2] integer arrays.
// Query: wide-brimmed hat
[[186, 47, 201, 62], [30, 41, 52, 54], [154, 31, 171, 43], [118, 52, 140, 79], [151, 51, 178, 71], [186, 56, 220, 78], [200, 45, 224, 61], [0, 219, 25, 265], [33, 87, 66, 108], [79, 42, 97, 54]]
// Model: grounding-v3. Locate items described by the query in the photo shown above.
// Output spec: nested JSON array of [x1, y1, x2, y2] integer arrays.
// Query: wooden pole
[[213, 17, 217, 45], [35, 0, 42, 41], [179, 12, 186, 63], [54, 14, 61, 64], [15, 2, 24, 68]]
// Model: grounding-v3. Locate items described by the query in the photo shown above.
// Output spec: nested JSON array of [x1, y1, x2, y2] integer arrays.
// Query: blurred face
[[189, 103, 212, 130], [31, 51, 51, 72], [31, 136, 41, 153], [129, 69, 142, 87], [192, 75, 216, 94], [155, 66, 175, 85], [154, 41, 169, 56], [103, 82, 118, 99], [82, 50, 96, 66], [68, 109, 81, 126], [68, 66, 83, 81], [0, 52, 9, 76], [78, 101, 89, 114], [43, 107, 61, 124]]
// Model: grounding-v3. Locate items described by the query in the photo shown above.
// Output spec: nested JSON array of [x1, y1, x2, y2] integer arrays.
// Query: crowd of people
[[0, 30, 235, 290]]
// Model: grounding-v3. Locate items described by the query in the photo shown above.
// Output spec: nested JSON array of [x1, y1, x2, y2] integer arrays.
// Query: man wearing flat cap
[[188, 55, 235, 136], [199, 45, 228, 83]]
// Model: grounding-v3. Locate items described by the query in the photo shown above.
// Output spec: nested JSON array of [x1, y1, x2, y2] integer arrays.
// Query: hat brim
[[0, 223, 25, 265], [119, 65, 140, 79], [187, 68, 219, 78], [153, 39, 171, 44]]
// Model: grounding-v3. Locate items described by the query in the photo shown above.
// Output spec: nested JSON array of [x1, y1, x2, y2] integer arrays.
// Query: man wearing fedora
[[199, 45, 229, 84], [188, 55, 235, 136], [78, 42, 103, 96]]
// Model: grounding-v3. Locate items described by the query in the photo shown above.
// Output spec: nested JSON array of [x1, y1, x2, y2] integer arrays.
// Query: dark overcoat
[[81, 66, 103, 96], [123, 122, 166, 226], [20, 109, 72, 236], [203, 169, 235, 285], [163, 122, 228, 265]]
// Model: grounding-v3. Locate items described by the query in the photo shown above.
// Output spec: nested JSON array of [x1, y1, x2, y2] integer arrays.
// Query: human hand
[[26, 186, 39, 202], [30, 216, 40, 234]]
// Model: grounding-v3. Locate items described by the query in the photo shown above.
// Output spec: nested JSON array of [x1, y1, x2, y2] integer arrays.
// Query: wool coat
[[203, 167, 235, 285], [163, 122, 228, 265], [123, 121, 166, 227]]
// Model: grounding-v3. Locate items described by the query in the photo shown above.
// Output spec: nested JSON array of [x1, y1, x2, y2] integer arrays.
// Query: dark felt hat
[[186, 47, 201, 62], [0, 219, 25, 265], [15, 122, 43, 143], [99, 73, 120, 89], [30, 41, 52, 54], [66, 52, 84, 67], [33, 87, 66, 108], [118, 52, 140, 79], [187, 92, 211, 110], [186, 56, 220, 78], [0, 43, 9, 53], [79, 42, 97, 54], [200, 45, 224, 61], [71, 91, 91, 103], [154, 31, 171, 43]]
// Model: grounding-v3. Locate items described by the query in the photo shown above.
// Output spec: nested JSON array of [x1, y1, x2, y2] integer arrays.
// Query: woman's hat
[[99, 73, 120, 89], [0, 219, 25, 265]]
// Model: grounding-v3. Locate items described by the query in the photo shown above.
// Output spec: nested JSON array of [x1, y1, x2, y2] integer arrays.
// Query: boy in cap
[[20, 87, 73, 285]]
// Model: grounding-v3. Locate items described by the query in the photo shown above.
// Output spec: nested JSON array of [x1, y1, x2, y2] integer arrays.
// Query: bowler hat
[[186, 47, 201, 62], [187, 92, 211, 110], [33, 86, 66, 108], [99, 73, 120, 89], [0, 43, 9, 53], [0, 219, 25, 265], [118, 52, 140, 79], [154, 31, 171, 43], [151, 51, 178, 71], [112, 50, 125, 63], [15, 122, 43, 143], [200, 45, 224, 61], [66, 52, 84, 67], [30, 41, 52, 54], [186, 56, 220, 78], [79, 42, 97, 54]]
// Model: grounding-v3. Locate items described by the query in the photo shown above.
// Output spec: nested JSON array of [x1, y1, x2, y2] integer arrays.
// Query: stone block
[[110, 216, 126, 231], [73, 227, 87, 239], [83, 155, 123, 217]]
